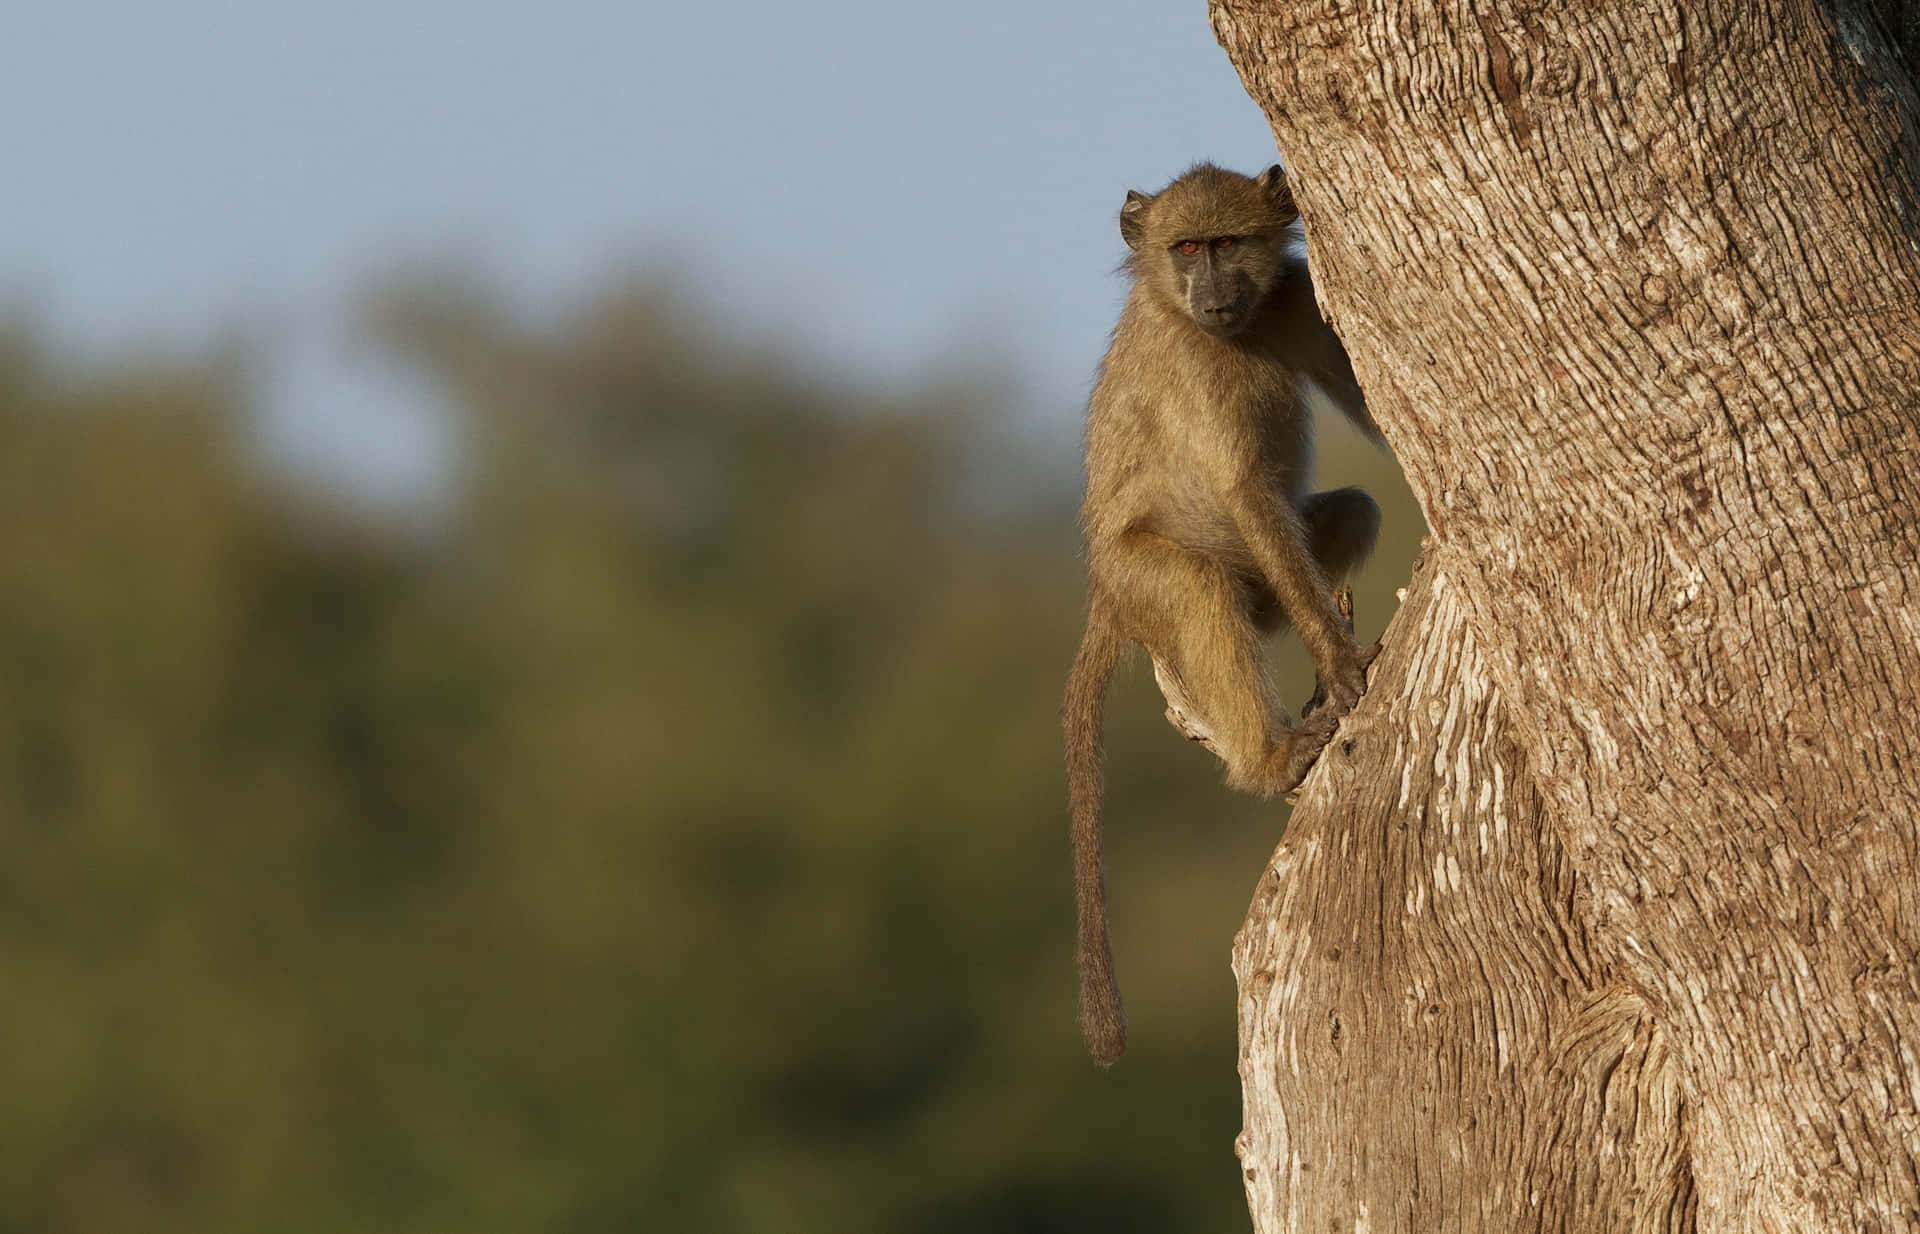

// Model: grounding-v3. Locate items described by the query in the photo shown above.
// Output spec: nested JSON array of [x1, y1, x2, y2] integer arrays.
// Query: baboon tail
[[1064, 608, 1127, 1065]]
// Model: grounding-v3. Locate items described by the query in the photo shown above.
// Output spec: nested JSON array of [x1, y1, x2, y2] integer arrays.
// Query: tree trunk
[[1208, 2, 1920, 1229]]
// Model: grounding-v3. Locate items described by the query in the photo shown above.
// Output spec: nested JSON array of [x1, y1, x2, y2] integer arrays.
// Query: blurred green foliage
[[0, 282, 1420, 1232]]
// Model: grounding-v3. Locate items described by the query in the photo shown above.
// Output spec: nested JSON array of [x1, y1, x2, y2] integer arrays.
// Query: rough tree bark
[[1205, 2, 1920, 1230]]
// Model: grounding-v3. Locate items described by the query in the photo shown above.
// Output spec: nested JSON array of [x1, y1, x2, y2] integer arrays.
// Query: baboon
[[1065, 163, 1383, 1065]]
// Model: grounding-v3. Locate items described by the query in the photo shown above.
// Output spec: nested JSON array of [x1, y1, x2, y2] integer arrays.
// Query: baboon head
[[1120, 163, 1298, 339]]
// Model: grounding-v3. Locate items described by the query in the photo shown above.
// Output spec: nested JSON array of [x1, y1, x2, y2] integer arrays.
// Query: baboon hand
[[1272, 712, 1339, 795], [1325, 652, 1367, 716], [1301, 643, 1369, 722]]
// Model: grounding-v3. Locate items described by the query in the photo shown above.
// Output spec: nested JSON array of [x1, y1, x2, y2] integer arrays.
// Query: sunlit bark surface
[[1210, 2, 1920, 1229]]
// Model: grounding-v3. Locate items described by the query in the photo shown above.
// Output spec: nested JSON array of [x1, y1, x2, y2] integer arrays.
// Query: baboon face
[[1163, 234, 1283, 338], [1119, 163, 1298, 340]]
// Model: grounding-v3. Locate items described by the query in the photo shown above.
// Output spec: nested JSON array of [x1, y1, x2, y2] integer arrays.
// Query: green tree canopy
[[0, 281, 1419, 1232]]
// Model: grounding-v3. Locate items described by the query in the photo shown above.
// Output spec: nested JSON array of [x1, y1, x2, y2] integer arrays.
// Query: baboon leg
[[1109, 531, 1325, 795], [1298, 486, 1380, 584]]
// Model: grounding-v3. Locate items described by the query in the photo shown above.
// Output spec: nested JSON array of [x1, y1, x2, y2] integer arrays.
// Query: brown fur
[[1066, 163, 1383, 1065]]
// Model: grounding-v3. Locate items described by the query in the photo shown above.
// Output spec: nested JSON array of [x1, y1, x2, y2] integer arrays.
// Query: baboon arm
[[1276, 276, 1381, 444]]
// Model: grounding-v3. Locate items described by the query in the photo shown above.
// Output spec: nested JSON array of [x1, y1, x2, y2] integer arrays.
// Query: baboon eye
[[1213, 236, 1238, 251], [1176, 240, 1203, 255]]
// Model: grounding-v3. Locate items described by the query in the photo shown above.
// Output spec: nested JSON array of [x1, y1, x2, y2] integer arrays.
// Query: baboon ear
[[1119, 190, 1150, 250], [1256, 164, 1297, 219]]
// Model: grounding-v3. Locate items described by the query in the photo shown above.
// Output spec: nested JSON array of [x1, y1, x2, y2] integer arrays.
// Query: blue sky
[[2, 1, 1282, 501]]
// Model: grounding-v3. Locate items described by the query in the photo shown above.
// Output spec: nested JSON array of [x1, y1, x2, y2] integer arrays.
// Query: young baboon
[[1065, 163, 1383, 1065]]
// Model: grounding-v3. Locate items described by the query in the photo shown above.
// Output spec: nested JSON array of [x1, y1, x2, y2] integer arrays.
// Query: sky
[[1, 1, 1282, 503]]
